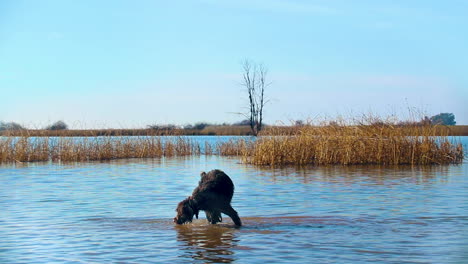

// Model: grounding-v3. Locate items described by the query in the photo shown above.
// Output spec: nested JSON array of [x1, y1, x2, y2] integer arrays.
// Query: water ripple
[[1, 139, 468, 263]]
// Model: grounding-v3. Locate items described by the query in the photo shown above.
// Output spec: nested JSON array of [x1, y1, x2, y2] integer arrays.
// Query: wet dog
[[174, 169, 242, 226]]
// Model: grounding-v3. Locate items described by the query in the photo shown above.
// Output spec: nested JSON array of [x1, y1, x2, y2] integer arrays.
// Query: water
[[1, 137, 467, 263]]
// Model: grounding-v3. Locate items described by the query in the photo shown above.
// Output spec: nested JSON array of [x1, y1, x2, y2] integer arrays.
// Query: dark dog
[[174, 169, 242, 226]]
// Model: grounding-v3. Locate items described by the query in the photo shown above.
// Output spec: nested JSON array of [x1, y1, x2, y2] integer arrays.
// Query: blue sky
[[1, 0, 467, 128]]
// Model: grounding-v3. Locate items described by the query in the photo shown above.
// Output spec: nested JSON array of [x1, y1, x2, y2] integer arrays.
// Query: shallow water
[[1, 137, 467, 263]]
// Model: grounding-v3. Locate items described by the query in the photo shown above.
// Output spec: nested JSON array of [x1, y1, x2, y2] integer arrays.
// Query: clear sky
[[1, 0, 467, 128]]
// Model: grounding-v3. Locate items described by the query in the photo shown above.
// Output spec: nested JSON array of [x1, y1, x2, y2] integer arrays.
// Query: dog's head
[[174, 197, 199, 225]]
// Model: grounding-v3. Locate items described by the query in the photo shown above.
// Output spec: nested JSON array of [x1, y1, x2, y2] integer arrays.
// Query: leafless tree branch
[[240, 59, 270, 136]]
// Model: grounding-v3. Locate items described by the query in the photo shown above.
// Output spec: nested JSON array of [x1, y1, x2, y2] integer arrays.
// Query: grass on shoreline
[[0, 136, 204, 163], [0, 125, 254, 137], [1, 125, 467, 137], [0, 123, 465, 165], [240, 123, 464, 166]]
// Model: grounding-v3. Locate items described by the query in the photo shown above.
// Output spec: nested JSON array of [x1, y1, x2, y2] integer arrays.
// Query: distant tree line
[[0, 120, 69, 131], [292, 113, 457, 127], [394, 113, 456, 126], [0, 113, 457, 132], [147, 120, 255, 131], [45, 120, 68, 130], [0, 121, 24, 131], [429, 113, 456, 125], [0, 120, 255, 132]]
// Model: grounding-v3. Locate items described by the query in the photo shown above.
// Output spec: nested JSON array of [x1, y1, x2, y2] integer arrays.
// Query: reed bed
[[0, 125, 254, 137], [0, 136, 202, 163], [217, 139, 252, 156], [236, 123, 464, 166], [0, 123, 464, 165]]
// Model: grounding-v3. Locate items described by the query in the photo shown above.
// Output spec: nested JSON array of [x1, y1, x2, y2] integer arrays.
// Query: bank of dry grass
[[237, 123, 464, 166], [2, 125, 466, 137], [0, 126, 253, 137], [444, 125, 468, 136], [0, 123, 465, 165], [0, 136, 202, 163]]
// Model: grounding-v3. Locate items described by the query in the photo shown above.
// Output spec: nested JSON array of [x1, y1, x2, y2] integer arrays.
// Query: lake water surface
[[1, 137, 467, 263]]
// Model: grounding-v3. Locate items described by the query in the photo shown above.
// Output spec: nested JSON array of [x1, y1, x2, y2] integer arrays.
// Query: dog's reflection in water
[[175, 221, 238, 263]]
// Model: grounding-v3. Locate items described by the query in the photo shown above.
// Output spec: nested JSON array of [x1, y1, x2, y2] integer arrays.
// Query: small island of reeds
[[235, 122, 465, 166]]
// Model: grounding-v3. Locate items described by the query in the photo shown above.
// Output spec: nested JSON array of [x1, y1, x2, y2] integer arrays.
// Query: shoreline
[[1, 125, 467, 137]]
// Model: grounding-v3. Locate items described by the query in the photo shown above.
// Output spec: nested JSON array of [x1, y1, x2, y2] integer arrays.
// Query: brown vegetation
[[217, 139, 252, 156], [235, 123, 465, 166], [442, 125, 468, 136], [0, 136, 201, 163], [0, 126, 253, 137], [0, 124, 465, 165], [1, 125, 467, 137]]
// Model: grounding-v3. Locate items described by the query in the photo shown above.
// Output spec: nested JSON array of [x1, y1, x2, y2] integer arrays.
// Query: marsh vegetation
[[240, 122, 464, 166], [0, 120, 464, 165]]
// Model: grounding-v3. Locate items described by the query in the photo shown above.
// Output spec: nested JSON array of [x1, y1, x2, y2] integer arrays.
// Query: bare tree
[[241, 59, 269, 136]]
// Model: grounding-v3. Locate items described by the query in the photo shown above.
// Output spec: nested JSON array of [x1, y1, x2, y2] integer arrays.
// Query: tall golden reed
[[238, 122, 464, 166], [0, 121, 464, 165], [0, 135, 201, 163]]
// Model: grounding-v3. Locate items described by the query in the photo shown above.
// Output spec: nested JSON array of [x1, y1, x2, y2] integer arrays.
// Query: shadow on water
[[3, 141, 467, 264]]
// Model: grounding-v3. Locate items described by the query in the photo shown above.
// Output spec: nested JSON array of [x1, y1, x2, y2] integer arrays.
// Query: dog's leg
[[212, 211, 222, 224], [205, 210, 222, 224], [205, 210, 213, 223], [222, 205, 242, 226]]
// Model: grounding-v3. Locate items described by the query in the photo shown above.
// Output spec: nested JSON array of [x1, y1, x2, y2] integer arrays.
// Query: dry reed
[[216, 139, 252, 156], [0, 136, 202, 163], [236, 123, 464, 166], [0, 125, 255, 137], [0, 122, 464, 165]]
